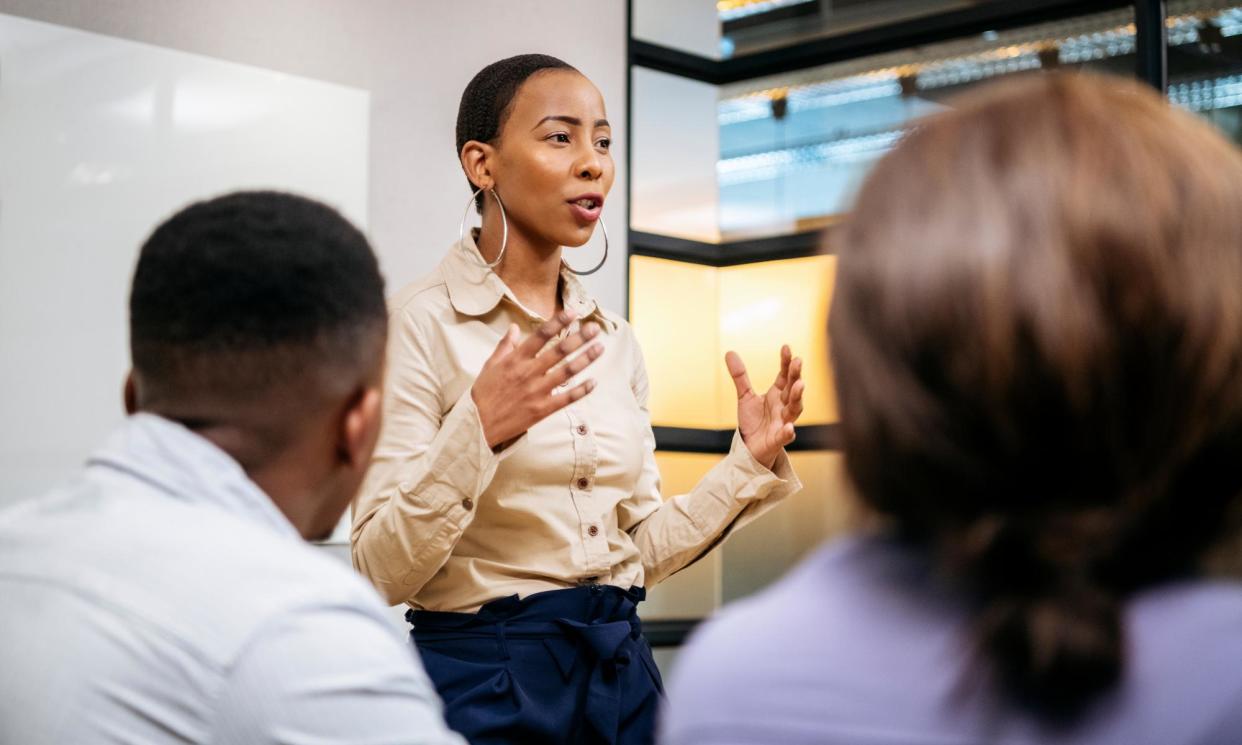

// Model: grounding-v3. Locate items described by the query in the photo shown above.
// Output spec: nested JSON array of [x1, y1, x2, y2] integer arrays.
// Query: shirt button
[[576, 424, 588, 436], [461, 498, 474, 511], [587, 525, 599, 537], [577, 477, 590, 490]]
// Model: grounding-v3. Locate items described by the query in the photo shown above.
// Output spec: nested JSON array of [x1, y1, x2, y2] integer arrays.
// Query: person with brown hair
[[660, 72, 1242, 745]]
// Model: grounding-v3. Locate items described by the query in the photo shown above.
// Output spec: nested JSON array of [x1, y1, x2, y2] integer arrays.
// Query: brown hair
[[830, 72, 1242, 717]]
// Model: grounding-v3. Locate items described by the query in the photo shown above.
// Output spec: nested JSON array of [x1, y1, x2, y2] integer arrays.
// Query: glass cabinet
[[626, 0, 1239, 672]]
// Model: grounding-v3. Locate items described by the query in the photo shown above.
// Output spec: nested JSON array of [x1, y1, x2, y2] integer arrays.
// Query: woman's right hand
[[472, 310, 603, 450]]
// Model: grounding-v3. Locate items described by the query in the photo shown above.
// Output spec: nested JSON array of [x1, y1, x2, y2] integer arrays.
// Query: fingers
[[532, 321, 602, 376], [783, 378, 805, 423], [542, 335, 605, 392], [781, 356, 803, 405], [725, 351, 754, 400], [547, 378, 597, 412], [773, 344, 792, 392], [515, 310, 577, 359]]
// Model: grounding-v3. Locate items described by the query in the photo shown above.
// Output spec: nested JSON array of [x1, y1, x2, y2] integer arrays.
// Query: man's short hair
[[129, 191, 386, 404]]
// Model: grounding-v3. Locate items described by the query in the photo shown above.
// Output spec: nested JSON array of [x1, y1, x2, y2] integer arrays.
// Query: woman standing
[[352, 55, 805, 745]]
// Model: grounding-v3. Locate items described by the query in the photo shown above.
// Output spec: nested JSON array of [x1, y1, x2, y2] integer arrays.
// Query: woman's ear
[[460, 140, 496, 193]]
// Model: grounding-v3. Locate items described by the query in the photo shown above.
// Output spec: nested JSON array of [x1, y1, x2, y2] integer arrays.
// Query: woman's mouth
[[568, 194, 604, 222]]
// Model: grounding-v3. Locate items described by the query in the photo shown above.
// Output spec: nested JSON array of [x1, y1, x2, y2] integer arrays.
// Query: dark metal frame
[[1134, 0, 1169, 92], [629, 229, 831, 267], [722, 0, 820, 34], [643, 618, 702, 648], [631, 0, 1146, 85], [654, 424, 840, 453]]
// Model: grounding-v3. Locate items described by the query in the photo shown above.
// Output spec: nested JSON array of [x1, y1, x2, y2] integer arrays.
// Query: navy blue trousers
[[409, 586, 663, 745]]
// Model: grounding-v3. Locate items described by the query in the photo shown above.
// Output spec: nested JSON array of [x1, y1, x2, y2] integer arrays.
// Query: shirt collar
[[87, 413, 301, 540], [442, 233, 616, 331]]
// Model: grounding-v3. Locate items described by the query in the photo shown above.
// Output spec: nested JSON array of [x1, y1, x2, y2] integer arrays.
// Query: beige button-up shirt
[[351, 238, 802, 612]]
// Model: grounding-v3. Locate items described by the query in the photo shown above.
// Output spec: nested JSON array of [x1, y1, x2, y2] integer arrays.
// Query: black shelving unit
[[628, 0, 1181, 650]]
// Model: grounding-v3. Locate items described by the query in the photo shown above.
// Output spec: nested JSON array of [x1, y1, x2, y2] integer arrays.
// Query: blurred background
[[1, 0, 1237, 676], [631, 0, 1239, 675]]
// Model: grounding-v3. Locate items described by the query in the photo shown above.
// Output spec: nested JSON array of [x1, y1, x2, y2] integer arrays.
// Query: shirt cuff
[[719, 430, 802, 504], [653, 431, 803, 579]]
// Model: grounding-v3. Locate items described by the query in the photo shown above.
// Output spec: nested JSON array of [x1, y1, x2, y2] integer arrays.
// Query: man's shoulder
[[166, 507, 393, 637], [0, 491, 456, 745], [1, 485, 392, 663]]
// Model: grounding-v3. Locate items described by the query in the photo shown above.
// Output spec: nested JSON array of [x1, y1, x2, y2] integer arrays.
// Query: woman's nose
[[575, 147, 603, 180]]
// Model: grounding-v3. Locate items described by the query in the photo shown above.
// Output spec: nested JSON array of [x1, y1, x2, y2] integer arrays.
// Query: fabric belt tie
[[409, 585, 647, 745], [555, 616, 642, 741]]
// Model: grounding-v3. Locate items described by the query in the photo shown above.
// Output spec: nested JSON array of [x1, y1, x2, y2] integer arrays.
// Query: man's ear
[[460, 140, 496, 195], [123, 371, 139, 415], [339, 385, 383, 471]]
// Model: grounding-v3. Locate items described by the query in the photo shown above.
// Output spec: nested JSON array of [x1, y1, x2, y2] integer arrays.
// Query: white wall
[[0, 1, 628, 631], [0, 14, 370, 507], [0, 0, 629, 311]]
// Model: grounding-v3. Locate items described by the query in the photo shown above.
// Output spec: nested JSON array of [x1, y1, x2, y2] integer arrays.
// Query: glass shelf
[[717, 5, 1142, 235]]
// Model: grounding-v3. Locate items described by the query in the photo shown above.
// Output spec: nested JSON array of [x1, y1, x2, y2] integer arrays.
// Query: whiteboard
[[0, 13, 370, 543]]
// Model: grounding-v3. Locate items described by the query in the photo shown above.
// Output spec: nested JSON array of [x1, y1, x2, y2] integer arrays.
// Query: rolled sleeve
[[620, 333, 803, 588], [627, 430, 801, 587], [351, 306, 521, 606]]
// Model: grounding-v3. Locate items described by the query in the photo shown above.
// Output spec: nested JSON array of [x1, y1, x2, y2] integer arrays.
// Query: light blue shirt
[[0, 414, 465, 745], [662, 533, 1242, 745]]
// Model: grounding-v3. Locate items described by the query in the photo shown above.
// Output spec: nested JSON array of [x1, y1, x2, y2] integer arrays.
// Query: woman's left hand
[[726, 345, 805, 470]]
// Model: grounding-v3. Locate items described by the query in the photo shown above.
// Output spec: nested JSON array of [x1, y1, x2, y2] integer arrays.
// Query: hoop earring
[[459, 187, 508, 270], [562, 214, 609, 276]]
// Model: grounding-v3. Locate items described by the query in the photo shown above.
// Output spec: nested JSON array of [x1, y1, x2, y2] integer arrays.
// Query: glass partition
[[722, 0, 1004, 58], [1167, 1, 1242, 145], [718, 5, 1139, 236]]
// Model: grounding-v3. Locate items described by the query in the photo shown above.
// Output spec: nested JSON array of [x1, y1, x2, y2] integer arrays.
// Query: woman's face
[[489, 69, 615, 249]]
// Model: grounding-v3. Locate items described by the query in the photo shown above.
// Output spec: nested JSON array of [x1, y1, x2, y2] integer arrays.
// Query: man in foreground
[[0, 191, 465, 744]]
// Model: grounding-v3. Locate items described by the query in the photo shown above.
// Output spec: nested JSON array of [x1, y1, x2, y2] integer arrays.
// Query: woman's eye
[[597, 138, 612, 150], [550, 133, 571, 144]]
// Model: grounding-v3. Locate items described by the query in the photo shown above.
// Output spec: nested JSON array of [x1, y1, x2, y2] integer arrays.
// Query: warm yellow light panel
[[717, 255, 838, 427], [629, 256, 721, 428], [645, 449, 863, 615], [643, 451, 722, 619], [630, 253, 839, 429], [651, 450, 720, 496], [721, 450, 860, 601]]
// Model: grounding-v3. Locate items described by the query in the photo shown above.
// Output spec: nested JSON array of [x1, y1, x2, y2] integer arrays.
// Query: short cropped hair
[[456, 53, 577, 209], [129, 191, 386, 405]]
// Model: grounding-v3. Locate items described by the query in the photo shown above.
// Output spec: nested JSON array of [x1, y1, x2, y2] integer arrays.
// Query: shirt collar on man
[[87, 413, 301, 540], [442, 232, 616, 331]]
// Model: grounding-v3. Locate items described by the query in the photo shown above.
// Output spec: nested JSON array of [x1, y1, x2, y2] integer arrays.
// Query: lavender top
[[662, 533, 1242, 745]]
